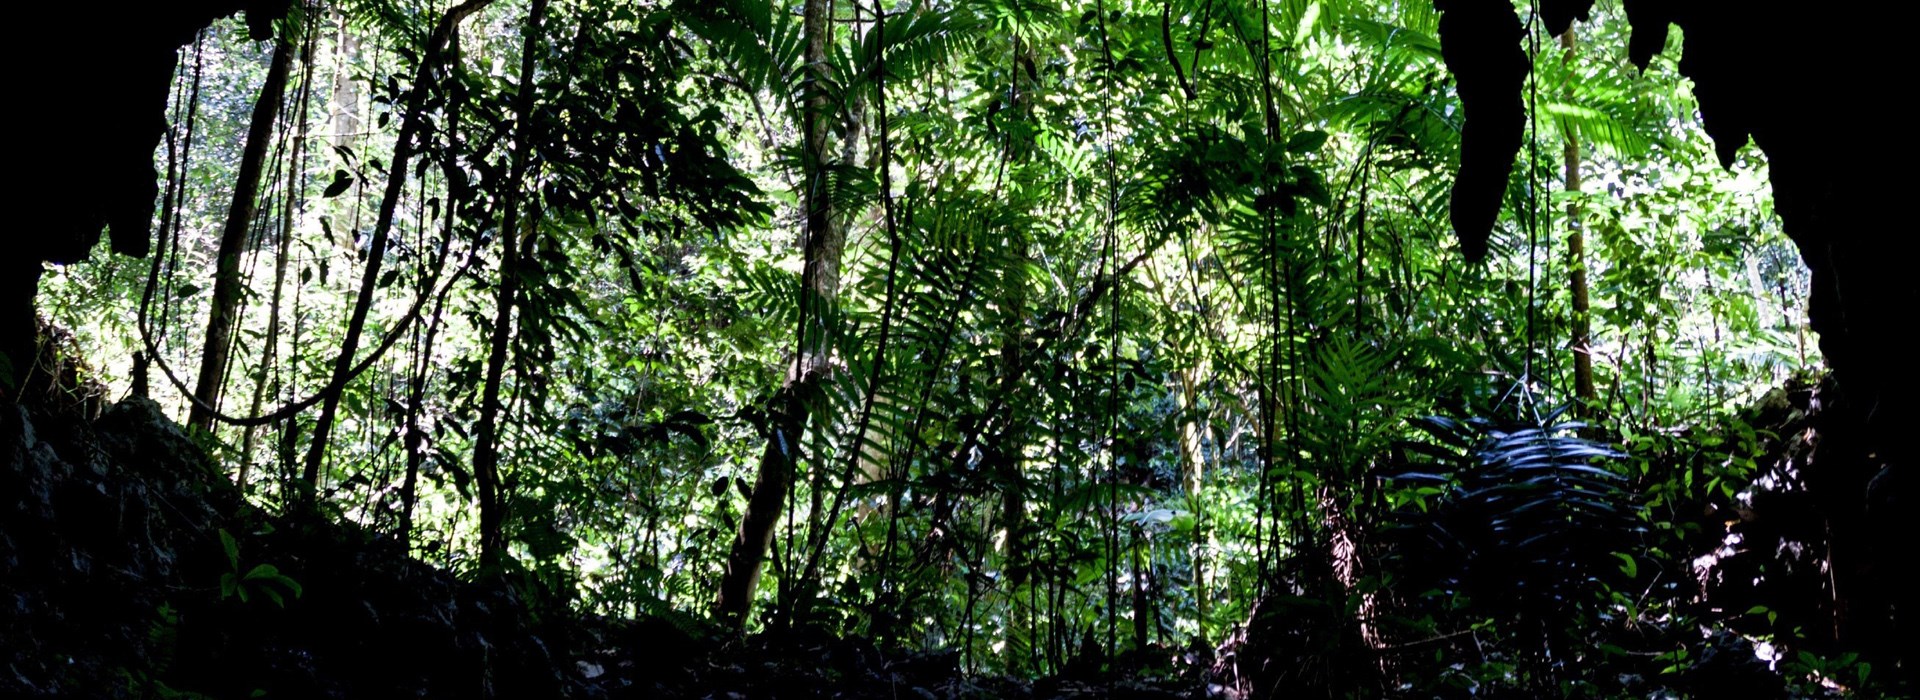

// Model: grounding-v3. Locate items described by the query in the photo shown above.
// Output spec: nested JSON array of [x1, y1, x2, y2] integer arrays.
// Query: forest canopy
[[7, 0, 1902, 697]]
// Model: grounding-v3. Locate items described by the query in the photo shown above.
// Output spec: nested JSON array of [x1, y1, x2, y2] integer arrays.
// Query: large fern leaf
[[1386, 404, 1640, 620]]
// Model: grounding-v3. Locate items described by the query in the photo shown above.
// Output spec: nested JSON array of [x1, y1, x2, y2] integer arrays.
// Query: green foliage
[[1389, 403, 1638, 619], [217, 529, 304, 608], [26, 0, 1851, 690]]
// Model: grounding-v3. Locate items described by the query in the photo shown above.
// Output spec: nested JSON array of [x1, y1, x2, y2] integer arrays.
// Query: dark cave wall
[[1436, 0, 1913, 679], [3, 2, 288, 395], [23, 3, 288, 264]]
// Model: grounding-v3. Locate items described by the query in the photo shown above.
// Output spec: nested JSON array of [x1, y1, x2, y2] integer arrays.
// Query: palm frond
[[676, 0, 803, 103], [1542, 100, 1654, 158], [854, 9, 978, 85], [1386, 401, 1640, 620]]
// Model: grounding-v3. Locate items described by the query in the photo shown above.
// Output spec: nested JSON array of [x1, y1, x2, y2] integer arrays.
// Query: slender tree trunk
[[325, 8, 361, 251], [471, 0, 552, 567], [242, 21, 317, 489], [803, 3, 871, 601], [1177, 365, 1208, 640], [300, 0, 495, 502], [401, 141, 466, 544], [190, 35, 292, 433], [719, 397, 805, 627], [330, 8, 360, 148], [239, 217, 290, 488], [717, 0, 838, 630], [1561, 31, 1595, 413], [399, 288, 445, 542], [1131, 533, 1150, 652], [795, 0, 909, 626]]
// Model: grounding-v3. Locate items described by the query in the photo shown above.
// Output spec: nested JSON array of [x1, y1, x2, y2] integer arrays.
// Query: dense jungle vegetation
[[3, 0, 1907, 697]]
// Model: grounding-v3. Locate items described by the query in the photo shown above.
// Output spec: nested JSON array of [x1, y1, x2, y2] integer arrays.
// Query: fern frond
[[1387, 402, 1640, 621]]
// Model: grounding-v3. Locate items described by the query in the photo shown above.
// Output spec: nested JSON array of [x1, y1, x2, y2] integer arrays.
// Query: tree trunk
[[717, 393, 807, 627], [300, 0, 495, 502], [1176, 365, 1208, 641], [471, 0, 552, 567], [803, 2, 872, 604], [1131, 533, 1150, 653], [189, 34, 292, 433], [329, 8, 360, 149], [242, 21, 317, 490], [716, 0, 839, 630], [1561, 31, 1595, 414], [401, 144, 465, 545]]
